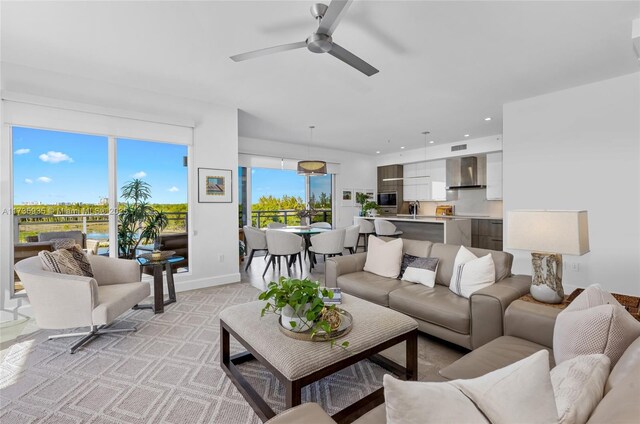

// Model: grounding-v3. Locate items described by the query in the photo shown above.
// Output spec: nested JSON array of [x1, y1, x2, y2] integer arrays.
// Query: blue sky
[[250, 168, 331, 204], [13, 127, 188, 204]]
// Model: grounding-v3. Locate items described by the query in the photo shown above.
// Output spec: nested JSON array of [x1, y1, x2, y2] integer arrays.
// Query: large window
[[249, 167, 333, 227], [10, 126, 189, 295]]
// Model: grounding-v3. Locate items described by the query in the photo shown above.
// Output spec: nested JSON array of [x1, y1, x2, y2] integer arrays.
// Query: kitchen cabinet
[[377, 165, 403, 208], [402, 160, 448, 201], [486, 152, 503, 200], [471, 219, 503, 251]]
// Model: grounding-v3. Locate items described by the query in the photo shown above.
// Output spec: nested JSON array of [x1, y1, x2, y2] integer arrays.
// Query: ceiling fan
[[230, 0, 379, 76]]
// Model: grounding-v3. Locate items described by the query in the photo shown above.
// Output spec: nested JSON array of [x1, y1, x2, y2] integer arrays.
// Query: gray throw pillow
[[49, 237, 77, 250], [398, 254, 439, 287]]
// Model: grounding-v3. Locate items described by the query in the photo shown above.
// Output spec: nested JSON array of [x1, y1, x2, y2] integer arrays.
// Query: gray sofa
[[325, 238, 531, 350], [266, 299, 640, 424]]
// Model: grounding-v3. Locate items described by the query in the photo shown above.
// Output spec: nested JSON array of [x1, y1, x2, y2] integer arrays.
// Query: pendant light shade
[[297, 125, 327, 176], [297, 160, 327, 175]]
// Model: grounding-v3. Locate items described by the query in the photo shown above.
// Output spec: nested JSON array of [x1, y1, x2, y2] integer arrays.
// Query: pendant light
[[297, 125, 327, 176], [382, 131, 431, 181]]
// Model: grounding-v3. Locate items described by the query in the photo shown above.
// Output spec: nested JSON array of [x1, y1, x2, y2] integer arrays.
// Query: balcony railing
[[250, 209, 331, 228], [13, 212, 188, 243]]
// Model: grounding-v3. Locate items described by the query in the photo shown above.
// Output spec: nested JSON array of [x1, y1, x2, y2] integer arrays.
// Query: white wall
[[503, 72, 640, 295], [239, 136, 377, 228]]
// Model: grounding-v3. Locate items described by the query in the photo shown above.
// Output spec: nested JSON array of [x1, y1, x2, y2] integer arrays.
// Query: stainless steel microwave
[[377, 192, 397, 207]]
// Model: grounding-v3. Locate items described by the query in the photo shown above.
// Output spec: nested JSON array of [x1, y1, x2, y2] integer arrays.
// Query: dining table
[[270, 226, 331, 262]]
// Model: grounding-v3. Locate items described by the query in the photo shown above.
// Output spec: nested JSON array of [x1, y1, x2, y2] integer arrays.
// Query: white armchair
[[14, 255, 150, 354], [374, 218, 403, 237], [309, 228, 346, 271], [265, 230, 304, 277], [343, 224, 361, 254], [243, 225, 269, 271]]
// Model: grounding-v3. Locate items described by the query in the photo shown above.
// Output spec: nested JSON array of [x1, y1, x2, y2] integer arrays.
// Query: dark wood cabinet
[[471, 219, 503, 251], [377, 165, 403, 210]]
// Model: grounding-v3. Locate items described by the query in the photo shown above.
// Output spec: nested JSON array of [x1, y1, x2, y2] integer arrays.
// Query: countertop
[[359, 215, 503, 223]]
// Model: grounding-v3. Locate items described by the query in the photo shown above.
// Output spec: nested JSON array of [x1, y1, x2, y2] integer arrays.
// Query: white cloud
[[168, 186, 179, 192], [25, 178, 33, 184], [37, 176, 52, 183], [14, 148, 30, 155], [132, 171, 147, 178], [39, 151, 73, 163]]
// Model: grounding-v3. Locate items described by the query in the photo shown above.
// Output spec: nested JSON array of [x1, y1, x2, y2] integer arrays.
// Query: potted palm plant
[[118, 179, 169, 259], [258, 277, 349, 348]]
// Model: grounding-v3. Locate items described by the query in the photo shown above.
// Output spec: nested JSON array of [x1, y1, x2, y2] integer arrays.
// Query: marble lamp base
[[530, 252, 564, 304]]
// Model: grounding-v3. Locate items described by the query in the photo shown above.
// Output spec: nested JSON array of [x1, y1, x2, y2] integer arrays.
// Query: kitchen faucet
[[410, 200, 420, 218]]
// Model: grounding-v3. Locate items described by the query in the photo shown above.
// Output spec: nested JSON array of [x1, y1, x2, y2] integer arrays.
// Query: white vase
[[281, 303, 312, 332]]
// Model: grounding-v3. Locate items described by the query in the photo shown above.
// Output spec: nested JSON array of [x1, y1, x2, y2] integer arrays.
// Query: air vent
[[451, 144, 467, 152]]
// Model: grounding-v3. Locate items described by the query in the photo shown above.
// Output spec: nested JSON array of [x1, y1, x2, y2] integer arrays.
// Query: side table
[[133, 256, 182, 314]]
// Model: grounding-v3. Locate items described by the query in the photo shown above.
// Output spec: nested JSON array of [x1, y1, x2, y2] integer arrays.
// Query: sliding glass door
[[12, 127, 109, 294], [10, 127, 190, 296], [308, 174, 332, 224]]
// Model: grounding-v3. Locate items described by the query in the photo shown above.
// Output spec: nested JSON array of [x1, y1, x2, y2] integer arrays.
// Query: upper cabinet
[[486, 152, 503, 200], [403, 160, 448, 201]]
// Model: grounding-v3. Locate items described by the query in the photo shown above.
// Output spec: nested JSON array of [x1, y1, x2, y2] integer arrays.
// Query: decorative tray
[[138, 250, 176, 262], [278, 308, 353, 342]]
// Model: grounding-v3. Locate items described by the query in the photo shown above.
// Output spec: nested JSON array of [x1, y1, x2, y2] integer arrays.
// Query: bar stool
[[374, 218, 403, 238], [355, 217, 375, 251]]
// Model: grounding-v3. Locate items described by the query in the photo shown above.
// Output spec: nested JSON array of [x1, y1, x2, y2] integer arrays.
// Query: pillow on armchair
[[39, 245, 94, 277], [384, 350, 558, 424], [553, 285, 640, 368]]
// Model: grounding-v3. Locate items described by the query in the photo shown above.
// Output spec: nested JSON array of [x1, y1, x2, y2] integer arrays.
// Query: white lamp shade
[[507, 210, 590, 256]]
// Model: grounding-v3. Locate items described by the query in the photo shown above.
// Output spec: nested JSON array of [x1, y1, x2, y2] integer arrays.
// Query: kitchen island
[[362, 215, 471, 245]]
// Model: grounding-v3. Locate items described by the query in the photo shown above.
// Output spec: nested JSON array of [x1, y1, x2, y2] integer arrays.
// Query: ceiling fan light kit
[[230, 0, 379, 76]]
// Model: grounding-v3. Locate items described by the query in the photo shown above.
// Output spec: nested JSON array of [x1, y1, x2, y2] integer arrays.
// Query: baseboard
[[172, 273, 242, 293]]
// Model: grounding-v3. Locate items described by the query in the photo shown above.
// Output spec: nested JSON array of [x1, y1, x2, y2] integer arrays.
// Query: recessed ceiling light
[[484, 117, 491, 121], [464, 134, 470, 137], [429, 140, 435, 144], [376, 150, 380, 154], [400, 146, 405, 149]]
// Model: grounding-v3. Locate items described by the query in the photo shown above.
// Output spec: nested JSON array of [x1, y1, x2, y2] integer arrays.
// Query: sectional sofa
[[325, 238, 531, 350]]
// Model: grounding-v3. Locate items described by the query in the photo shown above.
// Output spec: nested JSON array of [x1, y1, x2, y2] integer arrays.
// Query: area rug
[[0, 282, 393, 423]]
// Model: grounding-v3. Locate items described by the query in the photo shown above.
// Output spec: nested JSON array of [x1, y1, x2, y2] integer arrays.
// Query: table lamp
[[507, 210, 590, 304]]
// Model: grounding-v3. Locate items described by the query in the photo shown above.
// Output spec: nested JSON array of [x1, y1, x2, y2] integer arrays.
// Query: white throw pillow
[[449, 247, 495, 298], [550, 354, 610, 424], [553, 285, 640, 368], [363, 236, 403, 278], [384, 350, 558, 424]]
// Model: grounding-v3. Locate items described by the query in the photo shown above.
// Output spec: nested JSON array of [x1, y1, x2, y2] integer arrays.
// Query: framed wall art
[[198, 168, 232, 203], [341, 189, 354, 206]]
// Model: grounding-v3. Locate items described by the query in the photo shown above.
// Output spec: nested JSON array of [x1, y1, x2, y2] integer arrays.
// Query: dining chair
[[267, 222, 286, 229], [343, 224, 361, 254], [355, 217, 376, 251], [374, 218, 403, 237], [264, 230, 303, 277], [243, 226, 269, 271], [308, 228, 346, 271], [310, 222, 331, 229]]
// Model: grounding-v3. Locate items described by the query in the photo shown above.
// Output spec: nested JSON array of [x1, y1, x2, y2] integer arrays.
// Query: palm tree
[[118, 179, 168, 259]]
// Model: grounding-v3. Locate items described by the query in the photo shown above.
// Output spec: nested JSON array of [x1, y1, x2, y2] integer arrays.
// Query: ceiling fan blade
[[230, 41, 307, 62], [328, 43, 379, 76], [317, 0, 352, 36]]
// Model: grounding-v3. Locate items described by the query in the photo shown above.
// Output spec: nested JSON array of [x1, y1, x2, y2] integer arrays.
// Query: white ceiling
[[2, 1, 639, 154]]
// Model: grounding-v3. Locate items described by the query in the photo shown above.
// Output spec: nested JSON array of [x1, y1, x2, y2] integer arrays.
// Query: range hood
[[446, 156, 487, 189]]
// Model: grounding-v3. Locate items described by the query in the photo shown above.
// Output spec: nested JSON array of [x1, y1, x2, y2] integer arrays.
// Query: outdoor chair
[[343, 224, 361, 254], [309, 228, 346, 271], [243, 225, 269, 271], [14, 255, 149, 354], [374, 218, 403, 237], [267, 222, 286, 229], [264, 230, 303, 277], [310, 222, 331, 229]]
